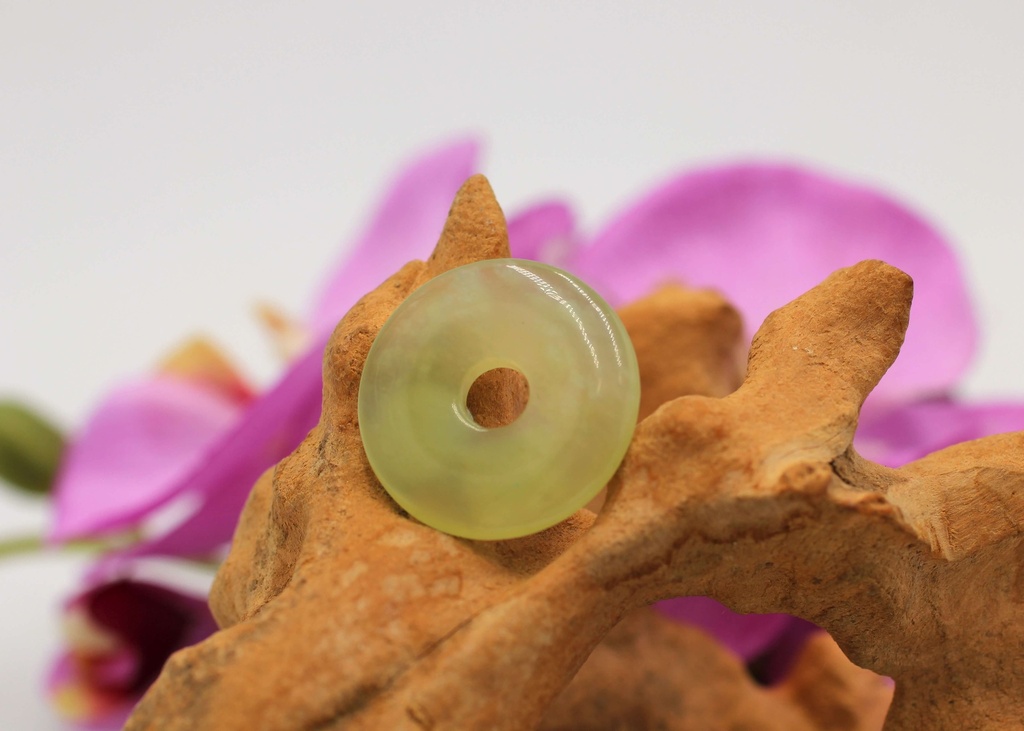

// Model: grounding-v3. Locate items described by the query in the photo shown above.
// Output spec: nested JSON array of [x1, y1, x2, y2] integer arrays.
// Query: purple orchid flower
[[69, 140, 580, 567], [47, 579, 216, 728], [48, 139, 1024, 718], [50, 338, 256, 542], [549, 161, 1020, 682], [45, 141, 494, 729], [49, 140, 482, 550], [51, 377, 245, 541]]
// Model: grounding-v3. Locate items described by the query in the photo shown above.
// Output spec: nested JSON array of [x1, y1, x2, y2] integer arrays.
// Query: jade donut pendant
[[358, 259, 640, 540]]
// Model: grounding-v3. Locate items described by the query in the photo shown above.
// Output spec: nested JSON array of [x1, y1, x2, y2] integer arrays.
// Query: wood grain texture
[[125, 175, 1023, 731]]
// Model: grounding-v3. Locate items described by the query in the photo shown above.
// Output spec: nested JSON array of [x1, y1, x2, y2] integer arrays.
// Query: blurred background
[[2, 2, 1022, 727]]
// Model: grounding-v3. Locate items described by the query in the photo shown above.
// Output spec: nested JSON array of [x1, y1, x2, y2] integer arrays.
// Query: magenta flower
[[47, 579, 216, 728], [48, 139, 1024, 701], [49, 141, 482, 553], [44, 141, 573, 728], [551, 161, 1022, 680], [50, 339, 255, 542], [68, 140, 577, 568]]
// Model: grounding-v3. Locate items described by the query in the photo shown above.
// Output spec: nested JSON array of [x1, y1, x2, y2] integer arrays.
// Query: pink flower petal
[[88, 141, 485, 562], [568, 164, 977, 402], [507, 201, 578, 265], [48, 578, 217, 728], [82, 579, 217, 688], [112, 339, 325, 561], [656, 596, 795, 660], [656, 598, 820, 684], [50, 378, 242, 541], [47, 653, 133, 730], [746, 616, 820, 685], [307, 138, 480, 335], [856, 397, 1024, 467]]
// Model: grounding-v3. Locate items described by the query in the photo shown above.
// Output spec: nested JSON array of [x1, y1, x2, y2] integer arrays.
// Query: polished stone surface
[[359, 259, 640, 539]]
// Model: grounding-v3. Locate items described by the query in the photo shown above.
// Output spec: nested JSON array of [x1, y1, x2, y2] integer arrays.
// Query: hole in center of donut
[[466, 368, 530, 428]]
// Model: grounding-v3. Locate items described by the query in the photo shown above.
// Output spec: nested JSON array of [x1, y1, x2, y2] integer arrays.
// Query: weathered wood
[[126, 175, 1023, 731]]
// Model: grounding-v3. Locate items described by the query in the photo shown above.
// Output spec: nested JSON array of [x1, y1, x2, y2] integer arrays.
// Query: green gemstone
[[358, 259, 640, 540]]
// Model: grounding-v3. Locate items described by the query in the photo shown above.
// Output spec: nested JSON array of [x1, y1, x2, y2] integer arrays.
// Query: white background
[[2, 2, 1023, 728]]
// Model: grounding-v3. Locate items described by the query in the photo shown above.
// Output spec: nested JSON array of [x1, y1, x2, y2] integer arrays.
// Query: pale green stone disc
[[358, 259, 640, 540]]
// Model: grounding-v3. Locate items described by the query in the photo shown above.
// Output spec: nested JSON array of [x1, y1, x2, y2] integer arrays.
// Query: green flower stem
[[0, 533, 45, 559], [0, 531, 224, 575], [0, 533, 127, 561]]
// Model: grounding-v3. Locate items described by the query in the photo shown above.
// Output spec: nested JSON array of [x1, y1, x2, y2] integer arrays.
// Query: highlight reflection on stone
[[125, 175, 1024, 731]]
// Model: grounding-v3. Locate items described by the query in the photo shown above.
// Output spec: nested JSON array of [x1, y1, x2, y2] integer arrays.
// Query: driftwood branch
[[126, 176, 1023, 731]]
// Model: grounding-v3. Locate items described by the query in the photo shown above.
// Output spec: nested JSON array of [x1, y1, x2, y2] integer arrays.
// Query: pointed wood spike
[[425, 174, 510, 277], [742, 260, 913, 443]]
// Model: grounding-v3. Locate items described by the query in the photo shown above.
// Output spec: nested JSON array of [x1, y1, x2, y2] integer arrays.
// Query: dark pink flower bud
[[48, 579, 216, 728]]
